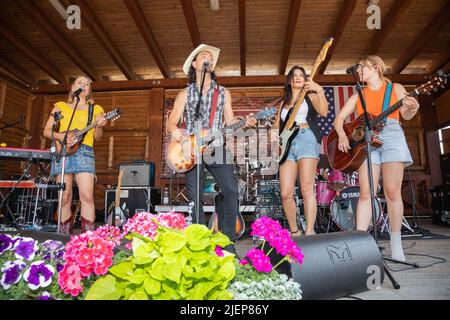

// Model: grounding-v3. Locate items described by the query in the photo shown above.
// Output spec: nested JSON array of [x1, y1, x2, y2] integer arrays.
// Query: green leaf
[[149, 258, 165, 281], [144, 277, 161, 296], [185, 224, 211, 241], [188, 238, 211, 251], [188, 281, 217, 300], [128, 291, 148, 300], [109, 261, 135, 280], [85, 275, 122, 300], [126, 268, 148, 285], [157, 231, 187, 253], [163, 262, 182, 284], [134, 245, 157, 265], [210, 232, 231, 247]]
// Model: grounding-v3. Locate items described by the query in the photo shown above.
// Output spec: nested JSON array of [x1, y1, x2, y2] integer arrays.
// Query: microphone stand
[[56, 93, 81, 234], [351, 71, 402, 289], [193, 65, 208, 225], [0, 117, 24, 131]]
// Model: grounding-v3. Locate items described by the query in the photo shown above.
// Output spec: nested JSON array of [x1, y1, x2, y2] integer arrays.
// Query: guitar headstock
[[255, 107, 278, 120], [413, 73, 449, 97], [318, 37, 334, 63], [105, 108, 122, 121]]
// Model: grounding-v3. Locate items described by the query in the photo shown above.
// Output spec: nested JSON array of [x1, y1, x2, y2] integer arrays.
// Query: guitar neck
[[76, 121, 99, 137], [371, 91, 417, 126]]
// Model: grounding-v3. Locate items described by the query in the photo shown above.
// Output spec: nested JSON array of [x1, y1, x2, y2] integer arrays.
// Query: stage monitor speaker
[[119, 161, 155, 187], [265, 231, 384, 300]]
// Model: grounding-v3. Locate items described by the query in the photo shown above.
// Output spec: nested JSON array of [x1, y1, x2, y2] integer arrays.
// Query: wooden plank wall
[[0, 81, 32, 178]]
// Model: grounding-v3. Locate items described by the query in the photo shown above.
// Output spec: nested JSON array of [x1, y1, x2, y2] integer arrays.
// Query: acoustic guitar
[[277, 37, 334, 164], [55, 108, 122, 156], [208, 192, 245, 239], [326, 73, 448, 173], [165, 107, 277, 173]]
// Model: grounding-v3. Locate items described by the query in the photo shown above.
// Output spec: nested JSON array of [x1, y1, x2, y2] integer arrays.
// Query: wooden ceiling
[[0, 0, 449, 88]]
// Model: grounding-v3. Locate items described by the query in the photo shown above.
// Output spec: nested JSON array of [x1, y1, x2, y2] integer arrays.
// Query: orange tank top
[[356, 82, 399, 120]]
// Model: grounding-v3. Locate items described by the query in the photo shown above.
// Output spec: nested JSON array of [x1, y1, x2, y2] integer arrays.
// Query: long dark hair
[[188, 54, 217, 83], [283, 65, 307, 106]]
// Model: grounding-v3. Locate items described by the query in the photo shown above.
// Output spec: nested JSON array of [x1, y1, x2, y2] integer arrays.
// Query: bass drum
[[330, 186, 382, 232]]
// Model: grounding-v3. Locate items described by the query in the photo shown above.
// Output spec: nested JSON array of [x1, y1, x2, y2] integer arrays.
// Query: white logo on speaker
[[366, 265, 382, 290], [326, 242, 352, 264]]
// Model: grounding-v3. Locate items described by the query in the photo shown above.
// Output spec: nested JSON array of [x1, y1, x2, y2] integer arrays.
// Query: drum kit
[[314, 154, 383, 233]]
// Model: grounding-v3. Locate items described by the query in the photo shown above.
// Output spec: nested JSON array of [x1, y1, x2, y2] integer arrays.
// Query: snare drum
[[315, 181, 336, 207], [329, 186, 382, 232]]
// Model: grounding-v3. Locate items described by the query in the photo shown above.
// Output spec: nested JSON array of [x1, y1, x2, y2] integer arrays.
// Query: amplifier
[[119, 161, 155, 187], [104, 187, 161, 222]]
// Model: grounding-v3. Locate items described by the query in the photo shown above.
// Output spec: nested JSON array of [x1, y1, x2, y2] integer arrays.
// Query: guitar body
[[165, 128, 210, 173], [55, 129, 83, 156], [277, 125, 299, 164], [208, 193, 245, 239], [326, 113, 383, 173]]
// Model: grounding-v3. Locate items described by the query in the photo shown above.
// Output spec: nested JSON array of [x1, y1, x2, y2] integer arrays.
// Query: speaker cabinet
[[119, 161, 155, 187]]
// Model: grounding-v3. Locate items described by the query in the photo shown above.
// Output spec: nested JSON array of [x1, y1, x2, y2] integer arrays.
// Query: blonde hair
[[360, 55, 391, 83], [67, 76, 95, 105]]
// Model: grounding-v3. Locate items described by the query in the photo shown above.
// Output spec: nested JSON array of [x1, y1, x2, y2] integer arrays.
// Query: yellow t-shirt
[[54, 101, 104, 148]]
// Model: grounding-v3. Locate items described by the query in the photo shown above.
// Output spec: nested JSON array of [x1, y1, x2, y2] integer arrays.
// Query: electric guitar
[[326, 73, 448, 173], [107, 169, 127, 226], [56, 108, 122, 156], [208, 193, 245, 239], [165, 107, 277, 173], [277, 37, 334, 164]]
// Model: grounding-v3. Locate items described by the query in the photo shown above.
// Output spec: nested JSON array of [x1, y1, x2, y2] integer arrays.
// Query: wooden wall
[[0, 80, 32, 178]]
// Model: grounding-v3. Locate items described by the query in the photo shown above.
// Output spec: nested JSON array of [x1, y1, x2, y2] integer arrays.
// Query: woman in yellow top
[[334, 55, 419, 262], [43, 76, 106, 234]]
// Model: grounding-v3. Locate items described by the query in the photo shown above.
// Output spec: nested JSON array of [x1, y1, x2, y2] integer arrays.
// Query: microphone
[[346, 64, 361, 75], [73, 87, 84, 97], [203, 61, 211, 69]]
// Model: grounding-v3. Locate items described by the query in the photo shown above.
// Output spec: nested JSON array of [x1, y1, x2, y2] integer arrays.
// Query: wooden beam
[[318, 0, 358, 74], [366, 0, 411, 55], [181, 0, 201, 47], [124, 0, 170, 78], [279, 0, 302, 75], [72, 0, 138, 80], [0, 72, 30, 91], [30, 74, 431, 94], [0, 54, 35, 86], [14, 0, 100, 81], [238, 0, 246, 76], [0, 18, 67, 84], [390, 2, 450, 74]]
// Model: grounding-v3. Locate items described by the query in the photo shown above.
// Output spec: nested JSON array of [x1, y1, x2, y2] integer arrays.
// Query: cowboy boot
[[60, 217, 73, 235], [81, 217, 95, 233]]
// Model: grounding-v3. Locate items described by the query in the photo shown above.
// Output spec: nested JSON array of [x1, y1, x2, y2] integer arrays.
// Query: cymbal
[[317, 154, 331, 169]]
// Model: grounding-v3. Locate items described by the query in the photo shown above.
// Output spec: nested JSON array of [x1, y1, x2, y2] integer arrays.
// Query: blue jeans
[[51, 144, 96, 176]]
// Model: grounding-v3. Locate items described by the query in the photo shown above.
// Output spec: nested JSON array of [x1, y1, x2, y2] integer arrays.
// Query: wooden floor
[[235, 218, 450, 300]]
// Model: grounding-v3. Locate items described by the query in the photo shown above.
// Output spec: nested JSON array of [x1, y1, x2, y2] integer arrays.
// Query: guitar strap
[[81, 103, 95, 145], [381, 82, 393, 113], [209, 85, 220, 128]]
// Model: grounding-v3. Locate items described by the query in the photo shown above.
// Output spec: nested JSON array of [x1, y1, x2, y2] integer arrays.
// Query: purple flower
[[14, 237, 38, 261], [23, 261, 54, 290], [0, 260, 26, 290], [0, 234, 13, 254], [36, 291, 53, 300]]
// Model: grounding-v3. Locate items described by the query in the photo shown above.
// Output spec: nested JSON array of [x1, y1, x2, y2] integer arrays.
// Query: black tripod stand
[[349, 69, 418, 290]]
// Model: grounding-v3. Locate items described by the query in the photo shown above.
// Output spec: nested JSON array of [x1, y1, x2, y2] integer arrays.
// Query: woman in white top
[[273, 66, 328, 236]]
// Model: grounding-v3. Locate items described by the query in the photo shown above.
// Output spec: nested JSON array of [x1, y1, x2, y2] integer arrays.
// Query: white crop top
[[280, 100, 309, 124]]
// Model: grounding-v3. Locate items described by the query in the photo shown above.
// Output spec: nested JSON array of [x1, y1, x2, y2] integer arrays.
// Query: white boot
[[389, 231, 406, 262]]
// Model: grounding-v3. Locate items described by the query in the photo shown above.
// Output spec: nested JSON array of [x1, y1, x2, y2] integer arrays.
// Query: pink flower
[[58, 264, 83, 297], [214, 245, 224, 257], [245, 248, 272, 273], [238, 259, 248, 266]]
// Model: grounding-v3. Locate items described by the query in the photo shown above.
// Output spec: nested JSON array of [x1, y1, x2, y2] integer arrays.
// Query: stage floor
[[235, 218, 450, 300]]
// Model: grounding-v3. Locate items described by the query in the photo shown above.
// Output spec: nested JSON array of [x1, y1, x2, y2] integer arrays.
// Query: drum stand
[[351, 70, 418, 290]]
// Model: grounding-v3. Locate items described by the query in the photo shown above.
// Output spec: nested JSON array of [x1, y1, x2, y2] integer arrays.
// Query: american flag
[[319, 86, 358, 154]]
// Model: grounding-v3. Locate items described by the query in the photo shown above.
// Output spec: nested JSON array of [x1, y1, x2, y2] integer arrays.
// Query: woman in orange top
[[334, 56, 419, 262], [43, 76, 106, 234]]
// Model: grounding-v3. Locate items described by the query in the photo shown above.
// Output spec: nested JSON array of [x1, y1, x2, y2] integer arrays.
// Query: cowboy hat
[[182, 44, 220, 75]]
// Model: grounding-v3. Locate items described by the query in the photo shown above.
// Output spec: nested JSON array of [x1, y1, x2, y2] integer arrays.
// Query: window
[[438, 125, 450, 155]]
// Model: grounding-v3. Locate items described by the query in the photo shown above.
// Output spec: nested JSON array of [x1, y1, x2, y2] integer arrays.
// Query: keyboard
[[0, 147, 52, 161]]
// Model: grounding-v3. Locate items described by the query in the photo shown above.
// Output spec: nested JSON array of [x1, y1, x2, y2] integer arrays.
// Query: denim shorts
[[286, 127, 320, 162], [51, 144, 96, 176], [367, 119, 413, 166]]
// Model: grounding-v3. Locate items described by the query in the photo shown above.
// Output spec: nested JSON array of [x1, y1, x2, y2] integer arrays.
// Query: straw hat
[[182, 44, 220, 75]]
